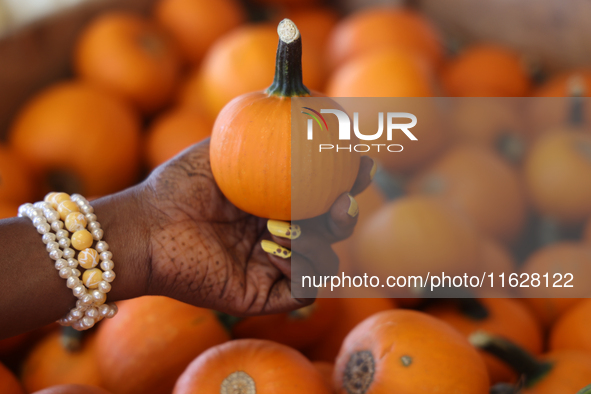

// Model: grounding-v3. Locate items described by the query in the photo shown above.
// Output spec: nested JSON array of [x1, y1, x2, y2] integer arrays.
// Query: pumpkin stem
[[577, 383, 591, 394], [215, 311, 243, 333], [61, 326, 84, 352], [470, 331, 553, 388], [458, 298, 490, 320], [266, 19, 310, 98]]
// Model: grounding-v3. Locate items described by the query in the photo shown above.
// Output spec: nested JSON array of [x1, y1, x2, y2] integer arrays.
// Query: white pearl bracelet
[[19, 193, 118, 331]]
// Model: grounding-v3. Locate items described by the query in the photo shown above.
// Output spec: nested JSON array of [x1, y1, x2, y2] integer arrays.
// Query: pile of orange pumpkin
[[1, 0, 591, 392]]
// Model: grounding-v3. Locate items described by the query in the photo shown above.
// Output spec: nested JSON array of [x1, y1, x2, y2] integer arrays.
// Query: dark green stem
[[61, 326, 85, 352], [577, 383, 591, 394], [266, 19, 310, 98], [458, 298, 490, 320], [470, 331, 553, 388]]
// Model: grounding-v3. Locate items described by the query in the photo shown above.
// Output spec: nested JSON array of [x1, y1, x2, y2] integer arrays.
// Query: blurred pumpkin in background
[[96, 296, 229, 394], [32, 385, 113, 394], [0, 362, 25, 394], [0, 144, 34, 204], [183, 23, 323, 120], [327, 7, 443, 72], [0, 201, 18, 219], [524, 130, 591, 226], [354, 196, 481, 285], [154, 0, 245, 65], [442, 44, 532, 97], [450, 98, 528, 162], [144, 107, 212, 169], [479, 238, 517, 283], [174, 339, 332, 394], [534, 69, 591, 97], [426, 298, 543, 384], [22, 329, 103, 392], [408, 145, 527, 245], [75, 12, 182, 114], [550, 298, 591, 354], [334, 310, 490, 394], [9, 81, 141, 196], [232, 298, 339, 351], [312, 361, 334, 389], [304, 297, 396, 362]]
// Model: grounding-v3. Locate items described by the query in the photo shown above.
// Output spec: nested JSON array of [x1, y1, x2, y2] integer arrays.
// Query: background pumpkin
[[154, 0, 245, 65], [210, 19, 359, 220], [407, 145, 527, 244], [441, 44, 532, 97], [425, 298, 543, 384], [549, 298, 591, 354], [9, 81, 141, 196], [74, 12, 182, 113], [144, 107, 212, 169], [0, 201, 19, 220], [354, 196, 481, 287], [524, 130, 591, 226], [21, 329, 103, 392], [0, 362, 25, 394], [96, 296, 229, 394], [173, 339, 332, 394], [32, 385, 113, 394], [185, 23, 324, 120], [326, 7, 443, 72], [334, 310, 490, 394], [304, 298, 396, 363], [534, 69, 591, 97], [312, 361, 334, 390], [0, 144, 34, 204]]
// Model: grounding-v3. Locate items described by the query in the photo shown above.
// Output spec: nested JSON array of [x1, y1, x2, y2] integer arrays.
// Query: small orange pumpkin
[[232, 298, 339, 350], [550, 298, 591, 354], [472, 331, 591, 394], [0, 362, 25, 394], [408, 145, 527, 244], [312, 361, 334, 390], [144, 107, 212, 169], [32, 385, 113, 394], [327, 7, 443, 71], [9, 81, 141, 196], [0, 201, 19, 220], [96, 296, 229, 394], [524, 131, 591, 226], [442, 44, 531, 97], [354, 196, 481, 286], [334, 310, 490, 393], [0, 144, 34, 204], [426, 298, 543, 384], [75, 12, 182, 113], [186, 22, 324, 120], [22, 329, 103, 392], [210, 19, 359, 220], [304, 298, 396, 363], [154, 0, 245, 65], [173, 339, 332, 394]]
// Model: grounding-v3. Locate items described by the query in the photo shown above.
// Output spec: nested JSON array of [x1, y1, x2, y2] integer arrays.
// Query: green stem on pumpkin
[[458, 298, 490, 320], [61, 326, 84, 352], [577, 383, 591, 394], [568, 74, 586, 127], [470, 331, 553, 388], [266, 19, 310, 98]]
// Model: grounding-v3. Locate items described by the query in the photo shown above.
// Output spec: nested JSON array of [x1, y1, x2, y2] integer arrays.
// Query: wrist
[[91, 184, 152, 302]]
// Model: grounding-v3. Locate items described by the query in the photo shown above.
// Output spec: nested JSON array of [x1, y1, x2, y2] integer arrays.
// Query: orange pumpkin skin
[[187, 24, 324, 119], [550, 298, 591, 353], [96, 296, 229, 394], [312, 361, 335, 390], [233, 298, 339, 350], [534, 69, 591, 97], [0, 145, 34, 204], [173, 339, 332, 394], [0, 362, 25, 394], [0, 332, 30, 355], [408, 145, 526, 244], [10, 81, 141, 197], [22, 330, 103, 392], [442, 44, 531, 97], [354, 196, 481, 283], [154, 0, 245, 65], [144, 107, 212, 169], [210, 92, 359, 220], [75, 12, 181, 113], [334, 310, 490, 393], [426, 298, 543, 384], [0, 201, 19, 220], [327, 7, 443, 71], [523, 351, 591, 394], [304, 298, 396, 363], [32, 385, 113, 394], [524, 131, 591, 226]]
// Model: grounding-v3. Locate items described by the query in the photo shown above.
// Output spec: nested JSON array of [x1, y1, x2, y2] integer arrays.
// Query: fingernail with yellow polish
[[268, 220, 301, 240], [347, 194, 359, 217], [261, 240, 292, 259], [369, 159, 377, 180]]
